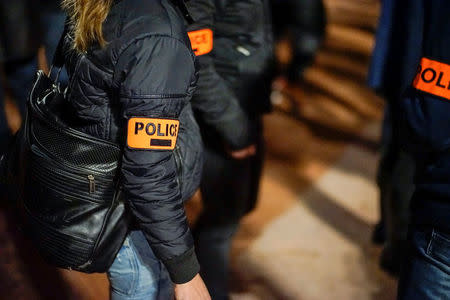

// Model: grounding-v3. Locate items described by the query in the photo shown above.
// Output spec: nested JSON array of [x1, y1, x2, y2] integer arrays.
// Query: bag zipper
[[31, 165, 111, 204], [31, 148, 113, 201], [87, 175, 96, 193], [81, 176, 124, 270]]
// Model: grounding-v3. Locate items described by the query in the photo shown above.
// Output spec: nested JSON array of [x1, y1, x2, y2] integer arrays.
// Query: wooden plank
[[325, 0, 380, 29], [314, 50, 369, 79], [324, 24, 375, 57], [303, 66, 383, 119]]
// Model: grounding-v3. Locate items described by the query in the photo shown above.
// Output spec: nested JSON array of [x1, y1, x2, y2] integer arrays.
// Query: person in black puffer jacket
[[180, 1, 323, 298], [185, 0, 274, 298], [61, 0, 210, 299]]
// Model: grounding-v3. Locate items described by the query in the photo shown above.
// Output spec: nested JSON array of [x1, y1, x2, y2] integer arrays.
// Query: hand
[[174, 274, 211, 300], [229, 144, 256, 159], [272, 76, 289, 91]]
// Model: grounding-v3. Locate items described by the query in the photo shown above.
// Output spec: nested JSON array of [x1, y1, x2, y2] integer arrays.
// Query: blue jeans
[[397, 227, 450, 300], [107, 231, 173, 300]]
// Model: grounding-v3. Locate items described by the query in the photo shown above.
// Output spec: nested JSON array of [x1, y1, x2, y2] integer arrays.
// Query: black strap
[[52, 20, 70, 69], [173, 0, 194, 24]]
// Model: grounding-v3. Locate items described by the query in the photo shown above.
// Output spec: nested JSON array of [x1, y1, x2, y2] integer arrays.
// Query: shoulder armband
[[413, 57, 450, 101], [188, 29, 213, 56], [127, 117, 179, 150]]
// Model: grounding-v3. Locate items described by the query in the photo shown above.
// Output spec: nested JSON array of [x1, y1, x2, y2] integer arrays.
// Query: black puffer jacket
[[186, 0, 274, 149], [62, 0, 202, 284]]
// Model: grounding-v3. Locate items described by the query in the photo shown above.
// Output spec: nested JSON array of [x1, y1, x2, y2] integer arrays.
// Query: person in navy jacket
[[396, 0, 450, 298], [367, 0, 420, 275]]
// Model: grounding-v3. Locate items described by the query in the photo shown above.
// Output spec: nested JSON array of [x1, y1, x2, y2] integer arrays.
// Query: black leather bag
[[1, 27, 130, 273]]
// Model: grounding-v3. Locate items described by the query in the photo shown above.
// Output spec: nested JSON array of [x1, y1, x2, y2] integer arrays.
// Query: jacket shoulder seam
[[113, 33, 195, 90], [119, 93, 188, 99], [115, 33, 192, 66]]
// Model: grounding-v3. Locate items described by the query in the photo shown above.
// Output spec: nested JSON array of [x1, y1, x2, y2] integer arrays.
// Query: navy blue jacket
[[399, 0, 450, 230], [185, 0, 274, 151], [368, 0, 423, 100]]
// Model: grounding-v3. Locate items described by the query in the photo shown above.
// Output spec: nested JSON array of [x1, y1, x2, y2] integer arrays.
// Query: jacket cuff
[[227, 125, 255, 151], [163, 247, 200, 284]]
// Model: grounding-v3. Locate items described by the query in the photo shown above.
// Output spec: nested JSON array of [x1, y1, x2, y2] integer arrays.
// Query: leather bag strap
[[52, 20, 70, 68], [49, 19, 70, 82]]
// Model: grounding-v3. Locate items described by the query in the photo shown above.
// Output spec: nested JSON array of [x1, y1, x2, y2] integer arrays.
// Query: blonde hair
[[62, 0, 113, 52]]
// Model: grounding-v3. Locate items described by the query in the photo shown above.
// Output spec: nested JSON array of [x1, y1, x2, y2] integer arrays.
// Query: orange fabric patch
[[413, 57, 450, 100], [188, 29, 213, 56], [127, 118, 179, 150]]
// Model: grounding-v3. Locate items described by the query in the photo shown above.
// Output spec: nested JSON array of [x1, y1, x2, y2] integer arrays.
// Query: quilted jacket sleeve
[[187, 0, 252, 150], [115, 35, 199, 284]]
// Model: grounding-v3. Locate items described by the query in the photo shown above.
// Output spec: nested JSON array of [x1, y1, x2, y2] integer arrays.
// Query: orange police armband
[[413, 57, 450, 101], [127, 117, 179, 150], [188, 29, 213, 56]]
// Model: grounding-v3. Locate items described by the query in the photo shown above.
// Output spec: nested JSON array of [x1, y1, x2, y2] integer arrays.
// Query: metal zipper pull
[[78, 259, 92, 269], [88, 175, 96, 193]]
